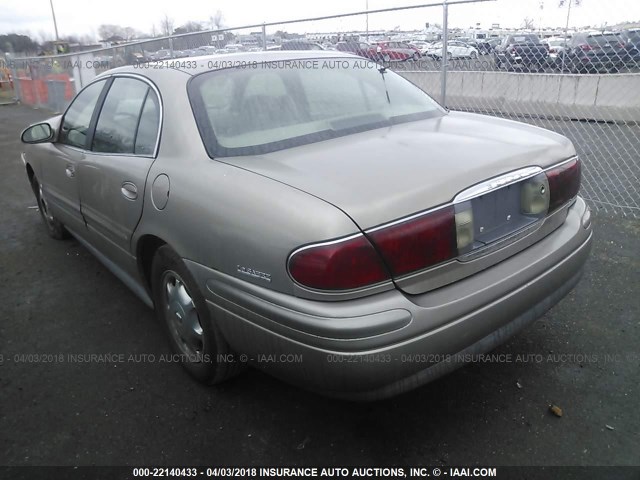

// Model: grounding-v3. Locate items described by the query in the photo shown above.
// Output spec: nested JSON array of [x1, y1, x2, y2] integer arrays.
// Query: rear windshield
[[188, 58, 445, 157], [586, 34, 622, 46], [508, 35, 541, 44]]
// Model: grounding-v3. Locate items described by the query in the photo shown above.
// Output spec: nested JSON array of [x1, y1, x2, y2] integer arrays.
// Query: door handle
[[65, 165, 75, 178], [121, 182, 138, 200]]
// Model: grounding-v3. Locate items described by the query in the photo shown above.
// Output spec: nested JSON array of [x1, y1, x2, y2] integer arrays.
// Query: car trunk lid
[[220, 111, 577, 294], [222, 111, 574, 229]]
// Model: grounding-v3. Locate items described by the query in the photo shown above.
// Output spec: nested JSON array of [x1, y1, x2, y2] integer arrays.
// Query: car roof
[[103, 50, 359, 77]]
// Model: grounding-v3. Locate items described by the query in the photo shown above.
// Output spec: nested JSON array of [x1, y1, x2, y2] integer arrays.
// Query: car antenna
[[378, 66, 391, 104]]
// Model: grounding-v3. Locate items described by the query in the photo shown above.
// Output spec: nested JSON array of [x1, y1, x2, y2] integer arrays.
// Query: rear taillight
[[546, 158, 581, 212], [288, 235, 390, 290], [580, 43, 593, 51], [367, 206, 457, 277]]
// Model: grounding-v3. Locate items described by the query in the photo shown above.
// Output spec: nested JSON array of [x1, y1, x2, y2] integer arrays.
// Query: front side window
[[59, 80, 106, 149], [189, 58, 445, 157], [92, 78, 150, 154]]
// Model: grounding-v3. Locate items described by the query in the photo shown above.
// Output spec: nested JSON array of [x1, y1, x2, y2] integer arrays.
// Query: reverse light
[[521, 173, 550, 215], [454, 209, 475, 251]]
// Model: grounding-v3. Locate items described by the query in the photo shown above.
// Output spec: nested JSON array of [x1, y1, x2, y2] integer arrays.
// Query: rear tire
[[31, 175, 69, 240], [151, 245, 244, 384]]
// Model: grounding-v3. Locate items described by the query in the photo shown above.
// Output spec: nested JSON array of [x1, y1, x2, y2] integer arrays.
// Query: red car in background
[[370, 41, 422, 62], [335, 40, 421, 62]]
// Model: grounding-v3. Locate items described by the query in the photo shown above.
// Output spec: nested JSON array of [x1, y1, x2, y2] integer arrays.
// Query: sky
[[1, 0, 639, 41]]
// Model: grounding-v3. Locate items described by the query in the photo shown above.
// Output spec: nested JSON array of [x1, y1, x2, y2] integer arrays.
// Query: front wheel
[[412, 52, 420, 61], [470, 51, 478, 59], [31, 176, 69, 240], [151, 245, 243, 384]]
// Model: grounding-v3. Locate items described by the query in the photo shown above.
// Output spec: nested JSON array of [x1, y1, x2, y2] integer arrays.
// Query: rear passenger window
[[134, 91, 160, 155], [92, 78, 149, 154]]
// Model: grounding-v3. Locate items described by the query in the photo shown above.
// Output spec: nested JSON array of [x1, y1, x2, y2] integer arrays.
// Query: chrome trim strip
[[453, 166, 543, 203], [289, 233, 364, 256]]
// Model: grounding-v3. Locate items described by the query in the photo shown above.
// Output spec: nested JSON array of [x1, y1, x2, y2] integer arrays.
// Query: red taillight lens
[[580, 43, 593, 51], [367, 206, 457, 277], [288, 235, 390, 290], [546, 158, 581, 212]]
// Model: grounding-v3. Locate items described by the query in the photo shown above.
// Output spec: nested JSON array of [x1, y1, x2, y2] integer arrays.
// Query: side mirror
[[21, 123, 54, 144]]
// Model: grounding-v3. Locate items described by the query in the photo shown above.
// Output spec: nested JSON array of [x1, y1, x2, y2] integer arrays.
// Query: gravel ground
[[0, 104, 638, 471]]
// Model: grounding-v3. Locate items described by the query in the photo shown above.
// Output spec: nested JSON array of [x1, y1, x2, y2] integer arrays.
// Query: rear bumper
[[185, 197, 592, 400]]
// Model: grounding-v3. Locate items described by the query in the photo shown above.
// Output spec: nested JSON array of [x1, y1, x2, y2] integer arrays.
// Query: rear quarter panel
[[132, 69, 362, 296]]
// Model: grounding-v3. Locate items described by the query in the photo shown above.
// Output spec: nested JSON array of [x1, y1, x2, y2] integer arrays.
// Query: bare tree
[[98, 24, 125, 41], [160, 14, 174, 37], [522, 17, 535, 30], [123, 27, 138, 41]]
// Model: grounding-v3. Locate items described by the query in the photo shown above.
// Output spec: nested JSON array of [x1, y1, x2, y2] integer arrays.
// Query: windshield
[[189, 58, 445, 157]]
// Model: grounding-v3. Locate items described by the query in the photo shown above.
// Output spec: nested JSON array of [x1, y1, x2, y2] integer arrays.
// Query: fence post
[[440, 0, 448, 105], [169, 35, 174, 59], [262, 23, 267, 51]]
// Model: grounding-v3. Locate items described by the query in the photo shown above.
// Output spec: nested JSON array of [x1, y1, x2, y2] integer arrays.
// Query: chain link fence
[[3, 0, 639, 216]]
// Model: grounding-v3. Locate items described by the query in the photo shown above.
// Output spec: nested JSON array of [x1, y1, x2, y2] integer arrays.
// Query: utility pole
[[560, 0, 574, 72], [441, 0, 448, 105], [366, 0, 369, 41], [49, 0, 60, 41]]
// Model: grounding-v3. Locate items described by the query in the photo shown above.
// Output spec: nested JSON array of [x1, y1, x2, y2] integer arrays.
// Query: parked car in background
[[409, 40, 432, 55], [543, 37, 568, 68], [335, 41, 370, 56], [542, 37, 568, 66], [280, 40, 325, 51], [558, 31, 626, 73], [148, 49, 173, 61], [487, 37, 503, 52], [471, 40, 493, 55], [620, 28, 640, 66], [20, 50, 591, 400], [372, 41, 421, 61], [494, 34, 548, 70], [425, 40, 479, 59]]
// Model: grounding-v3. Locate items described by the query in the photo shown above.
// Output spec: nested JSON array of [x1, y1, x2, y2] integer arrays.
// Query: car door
[[40, 79, 108, 232], [78, 75, 161, 259]]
